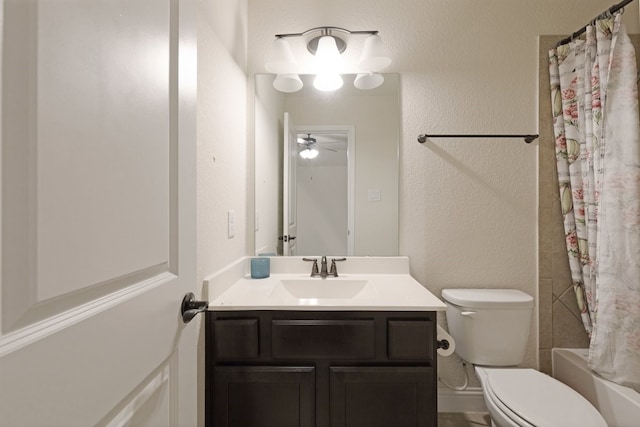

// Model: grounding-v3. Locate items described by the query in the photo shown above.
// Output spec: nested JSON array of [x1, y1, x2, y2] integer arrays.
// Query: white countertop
[[209, 272, 446, 311]]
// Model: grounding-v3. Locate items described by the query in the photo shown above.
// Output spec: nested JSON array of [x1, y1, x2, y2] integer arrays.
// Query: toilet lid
[[486, 369, 607, 427]]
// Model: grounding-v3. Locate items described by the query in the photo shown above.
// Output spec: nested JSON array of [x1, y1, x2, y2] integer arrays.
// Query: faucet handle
[[329, 257, 347, 276], [302, 257, 320, 276]]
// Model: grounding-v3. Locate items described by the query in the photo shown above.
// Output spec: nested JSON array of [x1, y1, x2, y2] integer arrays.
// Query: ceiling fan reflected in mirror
[[298, 134, 319, 159], [297, 133, 315, 145], [297, 133, 339, 159]]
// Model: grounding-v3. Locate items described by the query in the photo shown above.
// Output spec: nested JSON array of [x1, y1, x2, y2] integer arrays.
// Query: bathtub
[[552, 348, 640, 427]]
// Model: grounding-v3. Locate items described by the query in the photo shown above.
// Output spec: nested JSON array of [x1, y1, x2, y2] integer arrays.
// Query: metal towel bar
[[417, 134, 538, 144]]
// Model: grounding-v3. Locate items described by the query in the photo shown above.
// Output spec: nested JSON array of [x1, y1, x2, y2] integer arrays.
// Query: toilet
[[441, 288, 607, 427]]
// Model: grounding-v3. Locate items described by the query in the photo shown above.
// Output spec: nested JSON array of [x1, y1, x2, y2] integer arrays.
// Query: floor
[[438, 412, 492, 427]]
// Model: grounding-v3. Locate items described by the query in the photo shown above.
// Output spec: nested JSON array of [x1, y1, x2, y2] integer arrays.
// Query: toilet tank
[[441, 289, 534, 366]]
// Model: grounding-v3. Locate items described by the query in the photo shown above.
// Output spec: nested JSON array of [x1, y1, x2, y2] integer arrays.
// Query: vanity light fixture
[[265, 26, 391, 93], [273, 73, 304, 93]]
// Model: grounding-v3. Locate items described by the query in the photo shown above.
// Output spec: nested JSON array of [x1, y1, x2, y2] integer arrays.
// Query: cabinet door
[[212, 366, 315, 427], [330, 367, 436, 427]]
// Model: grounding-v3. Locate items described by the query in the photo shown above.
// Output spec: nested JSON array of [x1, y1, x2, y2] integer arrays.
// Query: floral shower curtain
[[549, 12, 640, 391]]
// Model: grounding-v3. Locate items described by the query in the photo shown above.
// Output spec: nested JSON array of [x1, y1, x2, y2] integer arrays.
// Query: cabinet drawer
[[272, 319, 375, 359], [213, 318, 259, 359], [388, 320, 434, 360]]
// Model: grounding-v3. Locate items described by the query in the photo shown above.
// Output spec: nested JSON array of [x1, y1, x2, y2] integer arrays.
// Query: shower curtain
[[549, 12, 640, 391]]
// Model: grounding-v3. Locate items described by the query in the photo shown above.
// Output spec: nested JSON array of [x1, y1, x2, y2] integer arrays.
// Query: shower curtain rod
[[417, 134, 539, 144], [555, 0, 635, 47]]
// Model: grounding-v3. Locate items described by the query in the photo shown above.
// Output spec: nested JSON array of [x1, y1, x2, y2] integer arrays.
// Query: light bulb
[[312, 35, 343, 92], [314, 36, 343, 72], [300, 148, 319, 159], [313, 73, 343, 91]]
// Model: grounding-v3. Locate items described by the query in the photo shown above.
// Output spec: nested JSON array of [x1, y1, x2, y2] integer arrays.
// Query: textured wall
[[246, 0, 640, 388], [197, 0, 249, 286], [196, 3, 249, 421]]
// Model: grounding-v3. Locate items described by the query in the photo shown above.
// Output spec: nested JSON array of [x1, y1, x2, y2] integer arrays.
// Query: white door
[[0, 1, 198, 426], [282, 112, 298, 255]]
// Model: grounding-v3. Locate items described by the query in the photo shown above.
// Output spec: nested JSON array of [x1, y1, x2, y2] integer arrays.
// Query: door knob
[[181, 292, 208, 323]]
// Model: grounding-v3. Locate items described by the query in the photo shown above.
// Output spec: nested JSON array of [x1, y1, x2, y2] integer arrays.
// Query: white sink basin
[[270, 279, 378, 300]]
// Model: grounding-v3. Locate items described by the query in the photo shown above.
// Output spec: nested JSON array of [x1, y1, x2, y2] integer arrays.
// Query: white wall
[[247, 0, 640, 388], [197, 0, 249, 285]]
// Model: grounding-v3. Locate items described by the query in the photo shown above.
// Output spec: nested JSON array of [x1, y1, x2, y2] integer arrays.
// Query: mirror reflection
[[254, 73, 399, 256]]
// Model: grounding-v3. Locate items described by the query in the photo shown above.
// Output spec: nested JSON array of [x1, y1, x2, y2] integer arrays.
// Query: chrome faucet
[[303, 256, 346, 277], [320, 256, 329, 277]]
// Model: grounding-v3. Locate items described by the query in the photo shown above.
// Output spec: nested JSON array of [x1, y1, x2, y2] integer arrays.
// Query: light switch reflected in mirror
[[254, 73, 400, 257]]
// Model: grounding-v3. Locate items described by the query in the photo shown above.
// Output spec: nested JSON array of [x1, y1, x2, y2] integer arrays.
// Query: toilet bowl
[[441, 288, 607, 427]]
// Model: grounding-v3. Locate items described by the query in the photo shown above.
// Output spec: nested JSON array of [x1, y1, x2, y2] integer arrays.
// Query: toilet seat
[[484, 380, 533, 427], [483, 368, 607, 427]]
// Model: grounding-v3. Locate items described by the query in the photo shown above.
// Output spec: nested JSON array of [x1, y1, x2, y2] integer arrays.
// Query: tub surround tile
[[551, 255, 572, 297], [552, 299, 590, 348], [538, 250, 552, 280], [539, 349, 552, 375], [539, 279, 553, 349]]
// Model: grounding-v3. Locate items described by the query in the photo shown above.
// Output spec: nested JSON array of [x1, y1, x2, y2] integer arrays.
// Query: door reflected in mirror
[[291, 126, 354, 256], [255, 74, 399, 256]]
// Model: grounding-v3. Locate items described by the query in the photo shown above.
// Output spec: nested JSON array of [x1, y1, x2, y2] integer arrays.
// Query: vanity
[[205, 256, 446, 427]]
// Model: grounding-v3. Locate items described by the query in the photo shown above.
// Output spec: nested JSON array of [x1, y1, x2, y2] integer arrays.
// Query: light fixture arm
[[275, 27, 380, 56], [274, 26, 378, 39], [266, 26, 390, 93]]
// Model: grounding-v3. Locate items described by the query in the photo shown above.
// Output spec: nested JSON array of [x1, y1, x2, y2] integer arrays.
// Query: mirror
[[254, 73, 399, 256]]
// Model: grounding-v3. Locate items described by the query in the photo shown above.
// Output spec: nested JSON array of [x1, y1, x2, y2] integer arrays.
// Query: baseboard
[[437, 387, 487, 413]]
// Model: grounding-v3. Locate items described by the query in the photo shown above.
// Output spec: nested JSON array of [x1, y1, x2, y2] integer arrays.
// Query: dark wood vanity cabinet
[[206, 311, 437, 427]]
